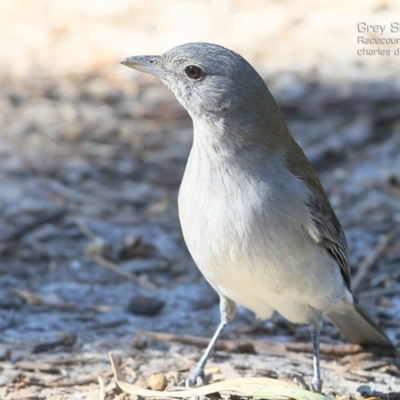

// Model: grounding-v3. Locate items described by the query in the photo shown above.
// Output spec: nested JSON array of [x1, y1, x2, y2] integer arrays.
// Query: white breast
[[178, 127, 350, 323]]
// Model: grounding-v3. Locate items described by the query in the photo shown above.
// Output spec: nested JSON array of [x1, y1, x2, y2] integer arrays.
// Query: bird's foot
[[185, 368, 206, 387], [310, 377, 322, 393], [289, 374, 322, 393]]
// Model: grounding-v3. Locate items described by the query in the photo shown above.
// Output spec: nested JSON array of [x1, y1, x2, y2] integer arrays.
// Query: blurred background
[[1, 1, 400, 399], [1, 0, 400, 79]]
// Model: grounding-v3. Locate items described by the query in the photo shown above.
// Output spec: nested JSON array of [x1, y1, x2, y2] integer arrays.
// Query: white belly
[[178, 152, 350, 324]]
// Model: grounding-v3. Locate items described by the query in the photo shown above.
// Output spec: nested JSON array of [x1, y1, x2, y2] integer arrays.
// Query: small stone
[[126, 295, 164, 316], [356, 385, 373, 397], [148, 372, 167, 391], [131, 333, 148, 350], [0, 344, 11, 361]]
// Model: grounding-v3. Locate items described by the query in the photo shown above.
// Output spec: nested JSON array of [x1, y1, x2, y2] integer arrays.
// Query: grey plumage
[[328, 300, 392, 346], [121, 42, 394, 391]]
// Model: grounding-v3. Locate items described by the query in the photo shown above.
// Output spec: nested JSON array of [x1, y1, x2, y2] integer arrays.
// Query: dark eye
[[185, 65, 203, 80]]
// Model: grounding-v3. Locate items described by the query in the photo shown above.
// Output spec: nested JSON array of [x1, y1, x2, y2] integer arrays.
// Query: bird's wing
[[305, 185, 351, 288], [285, 139, 351, 289]]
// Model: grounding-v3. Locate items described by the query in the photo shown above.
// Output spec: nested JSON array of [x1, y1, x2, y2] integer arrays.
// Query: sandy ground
[[0, 1, 400, 399]]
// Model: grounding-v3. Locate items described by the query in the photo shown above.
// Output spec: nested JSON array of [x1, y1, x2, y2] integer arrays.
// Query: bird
[[121, 42, 394, 392]]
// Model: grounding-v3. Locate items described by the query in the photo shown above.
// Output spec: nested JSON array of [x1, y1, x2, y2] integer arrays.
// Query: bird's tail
[[327, 300, 394, 352]]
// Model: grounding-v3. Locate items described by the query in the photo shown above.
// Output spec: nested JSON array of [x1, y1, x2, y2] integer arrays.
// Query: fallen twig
[[352, 230, 396, 291], [31, 332, 77, 354], [92, 254, 156, 290], [285, 342, 364, 356], [141, 331, 255, 353], [139, 330, 373, 357], [98, 375, 105, 400], [76, 217, 156, 290], [1, 208, 65, 243]]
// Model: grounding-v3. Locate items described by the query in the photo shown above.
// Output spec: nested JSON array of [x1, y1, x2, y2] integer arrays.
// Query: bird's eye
[[185, 65, 203, 80]]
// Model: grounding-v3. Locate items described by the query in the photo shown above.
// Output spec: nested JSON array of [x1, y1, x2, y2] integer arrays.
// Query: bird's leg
[[309, 327, 322, 392], [186, 319, 226, 386], [186, 296, 236, 386]]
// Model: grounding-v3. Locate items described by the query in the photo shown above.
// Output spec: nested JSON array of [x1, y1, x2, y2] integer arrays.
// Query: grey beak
[[120, 55, 166, 78]]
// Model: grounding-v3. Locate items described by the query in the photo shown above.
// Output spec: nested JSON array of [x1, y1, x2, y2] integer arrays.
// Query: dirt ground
[[1, 1, 400, 399]]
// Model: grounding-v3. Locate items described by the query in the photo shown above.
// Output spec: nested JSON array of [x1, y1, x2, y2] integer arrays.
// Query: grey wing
[[285, 139, 351, 289], [306, 190, 351, 289]]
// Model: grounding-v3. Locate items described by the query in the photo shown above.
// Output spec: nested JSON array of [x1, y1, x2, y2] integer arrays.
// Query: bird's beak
[[120, 55, 166, 78]]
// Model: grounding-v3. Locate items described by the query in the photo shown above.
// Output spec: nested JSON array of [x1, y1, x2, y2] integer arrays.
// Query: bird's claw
[[289, 373, 322, 393], [185, 369, 206, 387], [310, 379, 322, 393]]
